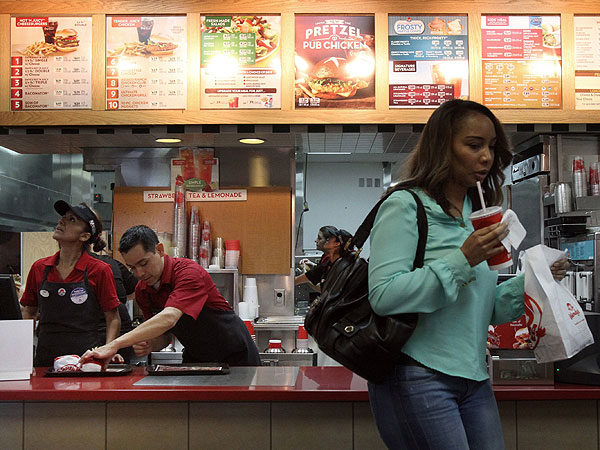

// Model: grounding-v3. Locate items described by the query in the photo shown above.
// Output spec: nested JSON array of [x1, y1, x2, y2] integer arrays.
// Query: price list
[[388, 15, 469, 108], [106, 16, 187, 110], [574, 16, 600, 110], [202, 32, 256, 65], [481, 15, 562, 109], [201, 15, 281, 109], [10, 17, 92, 110]]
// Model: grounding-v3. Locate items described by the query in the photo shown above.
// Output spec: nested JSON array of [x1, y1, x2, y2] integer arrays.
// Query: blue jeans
[[368, 363, 505, 450]]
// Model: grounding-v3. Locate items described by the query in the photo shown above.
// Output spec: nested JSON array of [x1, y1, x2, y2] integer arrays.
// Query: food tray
[[45, 364, 133, 377], [146, 363, 230, 376]]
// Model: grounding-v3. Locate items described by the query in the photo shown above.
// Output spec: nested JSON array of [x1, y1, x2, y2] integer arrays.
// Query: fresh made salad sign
[[295, 15, 375, 109], [388, 15, 468, 108], [481, 15, 562, 108], [105, 16, 187, 110], [10, 16, 92, 110], [574, 16, 600, 110], [200, 15, 281, 109]]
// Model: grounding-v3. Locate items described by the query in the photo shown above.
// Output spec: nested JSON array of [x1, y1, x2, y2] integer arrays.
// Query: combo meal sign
[[10, 16, 92, 110]]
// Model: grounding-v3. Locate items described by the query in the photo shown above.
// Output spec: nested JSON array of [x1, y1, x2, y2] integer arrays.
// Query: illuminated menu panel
[[575, 16, 600, 110], [200, 15, 281, 109], [10, 16, 92, 110], [294, 15, 375, 109], [481, 15, 562, 109], [105, 16, 187, 110], [388, 15, 468, 108]]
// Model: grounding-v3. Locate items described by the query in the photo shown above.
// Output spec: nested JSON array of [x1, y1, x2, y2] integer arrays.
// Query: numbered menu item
[[575, 16, 600, 110], [388, 15, 468, 108], [295, 15, 375, 109], [10, 16, 92, 110], [200, 15, 281, 109], [481, 15, 562, 109], [106, 16, 187, 110]]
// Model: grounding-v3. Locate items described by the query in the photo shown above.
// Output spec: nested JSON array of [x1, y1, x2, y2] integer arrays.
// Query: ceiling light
[[0, 146, 19, 155], [155, 138, 182, 144], [239, 138, 265, 145]]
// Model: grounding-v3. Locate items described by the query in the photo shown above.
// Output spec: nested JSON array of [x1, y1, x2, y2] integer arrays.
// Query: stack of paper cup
[[243, 277, 259, 319], [225, 240, 240, 269], [212, 237, 224, 268], [238, 301, 252, 320], [573, 155, 587, 198]]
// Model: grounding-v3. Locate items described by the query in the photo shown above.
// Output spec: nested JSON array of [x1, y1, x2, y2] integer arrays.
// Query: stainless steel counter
[[133, 366, 299, 387]]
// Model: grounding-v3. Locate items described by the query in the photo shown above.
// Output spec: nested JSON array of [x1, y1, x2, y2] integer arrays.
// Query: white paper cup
[[244, 277, 257, 287], [238, 302, 252, 320]]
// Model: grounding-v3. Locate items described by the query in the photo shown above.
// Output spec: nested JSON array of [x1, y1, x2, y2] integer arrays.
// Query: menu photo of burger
[[301, 56, 369, 100], [54, 28, 80, 52]]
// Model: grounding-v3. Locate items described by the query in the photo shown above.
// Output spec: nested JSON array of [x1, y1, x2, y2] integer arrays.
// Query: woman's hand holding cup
[[461, 222, 509, 267]]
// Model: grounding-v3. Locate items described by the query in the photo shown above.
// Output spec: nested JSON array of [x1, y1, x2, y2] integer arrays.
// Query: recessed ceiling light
[[239, 138, 265, 145], [155, 138, 182, 143]]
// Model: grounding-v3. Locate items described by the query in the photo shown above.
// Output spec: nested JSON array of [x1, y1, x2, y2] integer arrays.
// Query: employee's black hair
[[79, 202, 107, 253], [319, 225, 339, 241], [119, 225, 159, 255]]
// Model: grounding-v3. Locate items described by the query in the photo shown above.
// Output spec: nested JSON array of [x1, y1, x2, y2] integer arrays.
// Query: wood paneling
[[112, 186, 292, 274], [21, 232, 58, 285], [0, 1, 598, 123]]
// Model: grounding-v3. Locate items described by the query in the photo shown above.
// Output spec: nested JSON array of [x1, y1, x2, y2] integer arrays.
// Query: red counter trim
[[2, 367, 600, 402]]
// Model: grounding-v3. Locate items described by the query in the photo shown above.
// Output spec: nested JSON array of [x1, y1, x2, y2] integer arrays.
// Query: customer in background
[[91, 251, 138, 363], [295, 225, 354, 289], [20, 201, 121, 367], [367, 99, 569, 450], [80, 225, 260, 368]]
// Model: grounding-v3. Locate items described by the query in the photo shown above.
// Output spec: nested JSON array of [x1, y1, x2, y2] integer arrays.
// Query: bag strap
[[350, 188, 428, 270]]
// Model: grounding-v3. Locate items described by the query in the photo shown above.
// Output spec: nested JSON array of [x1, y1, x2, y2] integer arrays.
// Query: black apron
[[149, 295, 260, 366], [34, 266, 103, 367]]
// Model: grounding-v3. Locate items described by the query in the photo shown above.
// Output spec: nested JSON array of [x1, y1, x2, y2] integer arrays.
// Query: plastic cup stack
[[590, 162, 600, 196], [225, 240, 240, 269], [243, 320, 256, 345], [573, 155, 587, 198], [199, 221, 211, 268]]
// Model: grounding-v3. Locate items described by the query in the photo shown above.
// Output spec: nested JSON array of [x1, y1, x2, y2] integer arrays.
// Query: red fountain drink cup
[[469, 206, 512, 271]]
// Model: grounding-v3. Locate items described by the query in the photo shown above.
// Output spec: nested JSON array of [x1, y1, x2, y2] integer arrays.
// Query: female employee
[[367, 99, 568, 450], [295, 226, 354, 288], [21, 201, 121, 367]]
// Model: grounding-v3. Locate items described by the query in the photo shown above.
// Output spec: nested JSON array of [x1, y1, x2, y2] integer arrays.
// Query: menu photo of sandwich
[[19, 25, 80, 57]]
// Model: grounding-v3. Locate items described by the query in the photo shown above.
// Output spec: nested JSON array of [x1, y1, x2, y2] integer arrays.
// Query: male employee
[[80, 225, 260, 368]]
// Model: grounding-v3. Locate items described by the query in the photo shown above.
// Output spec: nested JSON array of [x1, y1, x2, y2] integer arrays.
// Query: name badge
[[58, 287, 66, 296], [70, 287, 88, 305]]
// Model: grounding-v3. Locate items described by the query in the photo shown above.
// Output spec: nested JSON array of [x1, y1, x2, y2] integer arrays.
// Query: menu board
[[388, 15, 468, 108], [295, 15, 375, 109], [575, 16, 600, 110], [481, 15, 562, 109], [200, 15, 281, 109], [10, 16, 92, 110], [106, 16, 187, 110]]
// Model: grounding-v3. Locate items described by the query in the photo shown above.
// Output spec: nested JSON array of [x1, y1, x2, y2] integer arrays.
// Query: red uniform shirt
[[21, 250, 120, 312], [135, 255, 231, 320]]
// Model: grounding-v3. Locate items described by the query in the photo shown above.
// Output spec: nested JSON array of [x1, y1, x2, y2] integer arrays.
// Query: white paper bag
[[523, 244, 594, 363]]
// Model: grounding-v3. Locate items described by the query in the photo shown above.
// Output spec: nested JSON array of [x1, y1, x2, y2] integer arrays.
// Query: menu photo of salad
[[10, 16, 92, 110], [295, 15, 375, 109], [201, 15, 281, 109], [105, 16, 187, 110]]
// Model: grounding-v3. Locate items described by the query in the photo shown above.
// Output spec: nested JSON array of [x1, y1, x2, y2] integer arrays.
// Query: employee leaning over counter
[[20, 201, 121, 367], [81, 225, 261, 368]]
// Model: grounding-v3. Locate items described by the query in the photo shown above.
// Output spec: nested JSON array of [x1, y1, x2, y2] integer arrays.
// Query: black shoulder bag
[[304, 189, 427, 383]]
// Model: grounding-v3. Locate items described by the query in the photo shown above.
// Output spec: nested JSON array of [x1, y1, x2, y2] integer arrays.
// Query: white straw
[[477, 181, 487, 212]]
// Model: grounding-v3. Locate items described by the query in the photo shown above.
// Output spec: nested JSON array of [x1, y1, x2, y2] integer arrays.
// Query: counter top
[[2, 366, 600, 402]]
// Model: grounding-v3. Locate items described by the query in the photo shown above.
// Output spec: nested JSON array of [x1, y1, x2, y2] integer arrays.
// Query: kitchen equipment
[[560, 233, 600, 312], [487, 351, 553, 385], [562, 271, 576, 297], [555, 182, 572, 213], [292, 325, 313, 353], [509, 137, 552, 271]]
